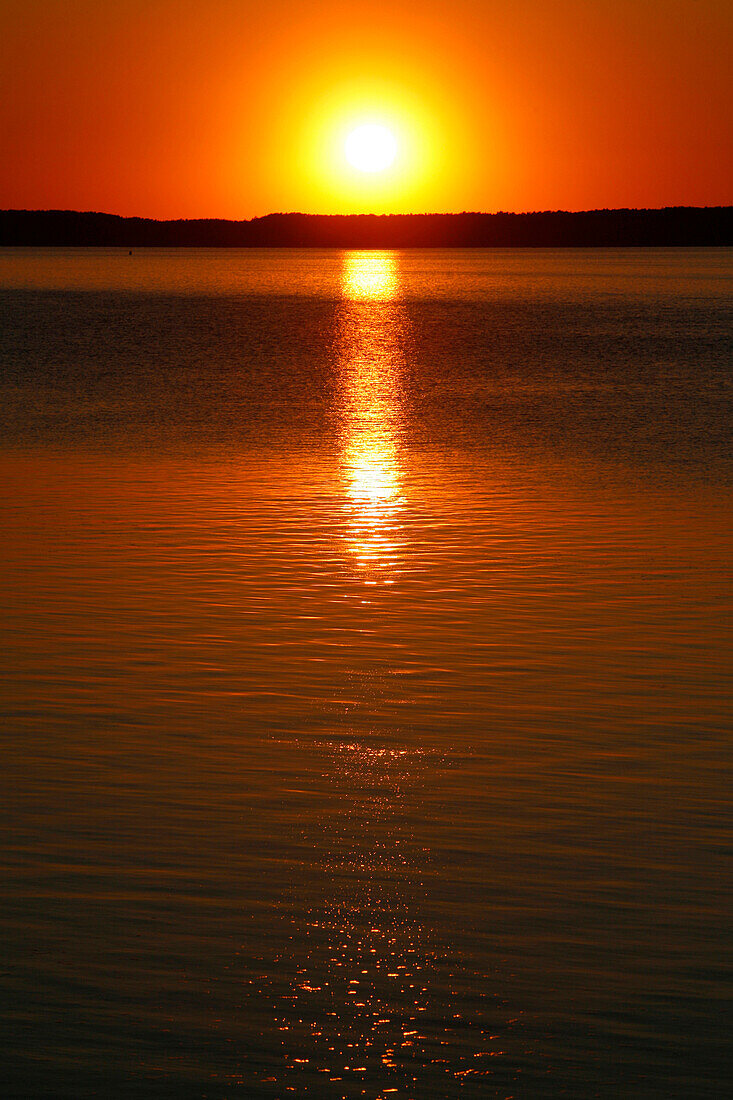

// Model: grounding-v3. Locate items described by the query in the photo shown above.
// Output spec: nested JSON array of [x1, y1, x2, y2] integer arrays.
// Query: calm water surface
[[0, 249, 731, 1098]]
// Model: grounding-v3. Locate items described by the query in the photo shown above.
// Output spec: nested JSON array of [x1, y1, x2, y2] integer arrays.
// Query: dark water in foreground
[[0, 248, 731, 1098]]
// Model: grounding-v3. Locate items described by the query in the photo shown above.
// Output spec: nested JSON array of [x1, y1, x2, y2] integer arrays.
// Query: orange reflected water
[[1, 249, 731, 1098]]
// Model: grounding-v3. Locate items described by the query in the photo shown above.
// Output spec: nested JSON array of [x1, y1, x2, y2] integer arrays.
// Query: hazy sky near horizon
[[2, 0, 731, 218]]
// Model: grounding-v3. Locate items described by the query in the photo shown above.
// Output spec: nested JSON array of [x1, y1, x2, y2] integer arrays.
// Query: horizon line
[[3, 204, 732, 223]]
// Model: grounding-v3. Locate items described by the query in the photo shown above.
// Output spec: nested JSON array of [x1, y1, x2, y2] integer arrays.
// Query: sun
[[344, 123, 398, 173]]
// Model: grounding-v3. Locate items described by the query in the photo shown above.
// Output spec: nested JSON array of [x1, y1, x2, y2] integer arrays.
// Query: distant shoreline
[[1, 207, 731, 248]]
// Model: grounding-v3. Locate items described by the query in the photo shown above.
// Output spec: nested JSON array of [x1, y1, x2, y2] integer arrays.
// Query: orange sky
[[2, 0, 731, 218]]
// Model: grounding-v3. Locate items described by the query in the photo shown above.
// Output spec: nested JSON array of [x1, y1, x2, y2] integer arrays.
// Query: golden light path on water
[[255, 254, 503, 1096], [339, 252, 405, 578], [316, 255, 427, 1094]]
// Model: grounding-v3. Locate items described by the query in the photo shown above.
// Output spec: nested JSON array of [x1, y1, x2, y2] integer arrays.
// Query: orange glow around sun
[[296, 79, 456, 214], [0, 0, 731, 217]]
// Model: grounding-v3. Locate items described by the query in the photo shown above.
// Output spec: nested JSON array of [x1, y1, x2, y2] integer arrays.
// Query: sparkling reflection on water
[[265, 254, 502, 1095], [340, 252, 405, 576]]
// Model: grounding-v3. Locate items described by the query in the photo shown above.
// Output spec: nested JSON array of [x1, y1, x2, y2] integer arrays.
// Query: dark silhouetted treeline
[[1, 207, 731, 247]]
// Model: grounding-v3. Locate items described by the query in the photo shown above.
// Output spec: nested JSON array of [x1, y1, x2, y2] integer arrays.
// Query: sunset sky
[[2, 0, 731, 218]]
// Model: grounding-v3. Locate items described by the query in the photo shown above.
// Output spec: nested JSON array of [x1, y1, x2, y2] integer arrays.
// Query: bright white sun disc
[[345, 124, 397, 173]]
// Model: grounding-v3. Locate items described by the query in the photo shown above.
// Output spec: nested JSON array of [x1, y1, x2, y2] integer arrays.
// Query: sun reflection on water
[[341, 252, 400, 302], [250, 741, 505, 1095], [338, 252, 406, 574], [242, 253, 508, 1094]]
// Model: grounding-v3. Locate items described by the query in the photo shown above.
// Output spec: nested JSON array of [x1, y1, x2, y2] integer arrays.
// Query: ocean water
[[0, 247, 730, 1098]]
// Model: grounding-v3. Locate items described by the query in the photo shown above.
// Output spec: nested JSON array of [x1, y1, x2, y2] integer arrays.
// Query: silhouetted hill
[[1, 208, 731, 247]]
